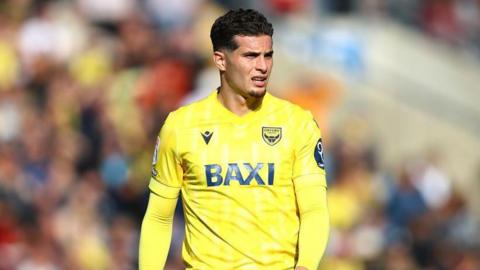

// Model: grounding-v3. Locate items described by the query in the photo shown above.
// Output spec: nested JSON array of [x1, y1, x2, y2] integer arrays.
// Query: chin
[[248, 88, 267, 98]]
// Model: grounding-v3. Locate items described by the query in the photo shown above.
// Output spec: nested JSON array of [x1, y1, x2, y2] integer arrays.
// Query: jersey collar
[[210, 89, 271, 124]]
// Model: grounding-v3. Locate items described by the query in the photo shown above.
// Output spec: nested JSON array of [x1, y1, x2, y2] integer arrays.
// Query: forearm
[[139, 192, 177, 270], [294, 177, 329, 270]]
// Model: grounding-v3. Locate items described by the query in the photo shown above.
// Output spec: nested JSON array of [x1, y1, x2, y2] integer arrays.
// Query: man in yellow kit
[[139, 9, 329, 270]]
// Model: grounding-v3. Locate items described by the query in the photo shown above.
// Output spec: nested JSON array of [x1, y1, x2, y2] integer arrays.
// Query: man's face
[[222, 35, 273, 98]]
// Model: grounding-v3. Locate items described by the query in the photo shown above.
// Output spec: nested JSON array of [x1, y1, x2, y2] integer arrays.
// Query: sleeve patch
[[151, 137, 160, 176], [314, 138, 325, 169]]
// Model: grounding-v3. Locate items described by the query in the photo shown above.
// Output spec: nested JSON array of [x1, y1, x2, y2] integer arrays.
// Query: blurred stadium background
[[1, 0, 480, 269]]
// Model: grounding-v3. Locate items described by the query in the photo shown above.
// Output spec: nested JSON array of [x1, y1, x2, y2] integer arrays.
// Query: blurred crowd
[[320, 118, 480, 270], [384, 0, 480, 54], [323, 0, 480, 56], [0, 0, 479, 270]]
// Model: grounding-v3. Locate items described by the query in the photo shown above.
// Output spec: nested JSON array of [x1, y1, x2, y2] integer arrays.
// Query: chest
[[176, 121, 296, 188]]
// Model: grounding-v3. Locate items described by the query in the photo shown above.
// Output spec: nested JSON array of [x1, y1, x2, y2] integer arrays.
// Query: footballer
[[139, 9, 329, 270]]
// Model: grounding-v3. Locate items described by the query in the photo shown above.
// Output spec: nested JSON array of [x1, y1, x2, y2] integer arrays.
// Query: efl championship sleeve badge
[[151, 137, 160, 176], [314, 138, 325, 169]]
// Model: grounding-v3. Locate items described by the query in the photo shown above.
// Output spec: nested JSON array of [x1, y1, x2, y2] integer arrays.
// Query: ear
[[213, 51, 226, 72]]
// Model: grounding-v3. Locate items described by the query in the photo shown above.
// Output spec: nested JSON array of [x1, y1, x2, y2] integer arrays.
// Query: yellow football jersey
[[149, 90, 327, 270]]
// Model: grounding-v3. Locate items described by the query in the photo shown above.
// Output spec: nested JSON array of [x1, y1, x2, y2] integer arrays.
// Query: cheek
[[231, 63, 251, 80], [267, 60, 273, 71], [225, 66, 248, 87]]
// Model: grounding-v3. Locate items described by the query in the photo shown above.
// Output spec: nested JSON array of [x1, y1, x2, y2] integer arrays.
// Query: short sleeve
[[292, 111, 327, 187], [149, 113, 183, 198]]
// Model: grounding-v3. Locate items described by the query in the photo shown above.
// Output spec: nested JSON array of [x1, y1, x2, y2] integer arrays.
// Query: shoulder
[[266, 93, 314, 123], [164, 93, 214, 128]]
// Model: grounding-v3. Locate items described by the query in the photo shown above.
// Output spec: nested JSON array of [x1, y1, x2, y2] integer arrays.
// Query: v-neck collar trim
[[209, 89, 270, 124]]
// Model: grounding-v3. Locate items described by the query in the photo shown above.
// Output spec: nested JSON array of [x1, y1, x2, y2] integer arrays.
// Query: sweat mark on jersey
[[201, 131, 213, 145]]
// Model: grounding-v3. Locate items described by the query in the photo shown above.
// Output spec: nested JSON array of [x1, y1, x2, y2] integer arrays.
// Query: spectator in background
[[386, 164, 428, 238], [413, 150, 452, 211]]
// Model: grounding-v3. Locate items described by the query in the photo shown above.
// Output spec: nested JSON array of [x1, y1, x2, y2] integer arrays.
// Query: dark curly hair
[[210, 9, 274, 52]]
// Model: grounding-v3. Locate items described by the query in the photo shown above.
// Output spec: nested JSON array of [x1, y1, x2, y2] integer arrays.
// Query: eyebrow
[[241, 50, 274, 57]]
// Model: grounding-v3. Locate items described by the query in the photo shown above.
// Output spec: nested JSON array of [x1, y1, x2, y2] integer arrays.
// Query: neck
[[217, 86, 264, 116]]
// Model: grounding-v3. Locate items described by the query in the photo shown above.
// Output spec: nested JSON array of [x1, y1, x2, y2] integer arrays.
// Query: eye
[[243, 52, 259, 59]]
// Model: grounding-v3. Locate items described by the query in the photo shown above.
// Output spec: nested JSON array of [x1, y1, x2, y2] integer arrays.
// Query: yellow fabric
[[0, 41, 18, 90], [319, 258, 365, 270], [146, 90, 328, 269], [70, 48, 111, 87], [139, 192, 178, 269], [294, 177, 329, 270], [328, 186, 362, 229]]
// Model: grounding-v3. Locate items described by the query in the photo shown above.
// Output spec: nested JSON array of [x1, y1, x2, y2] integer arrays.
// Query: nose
[[256, 56, 268, 73]]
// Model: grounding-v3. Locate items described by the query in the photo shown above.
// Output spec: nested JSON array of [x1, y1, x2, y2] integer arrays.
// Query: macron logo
[[201, 131, 213, 145]]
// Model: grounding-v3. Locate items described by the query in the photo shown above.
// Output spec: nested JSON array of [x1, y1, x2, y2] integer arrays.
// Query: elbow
[[143, 210, 174, 225]]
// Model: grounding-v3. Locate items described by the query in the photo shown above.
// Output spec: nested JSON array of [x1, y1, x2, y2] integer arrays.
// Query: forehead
[[233, 35, 272, 52]]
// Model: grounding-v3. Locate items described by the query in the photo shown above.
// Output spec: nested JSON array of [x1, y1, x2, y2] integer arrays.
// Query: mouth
[[251, 76, 267, 88]]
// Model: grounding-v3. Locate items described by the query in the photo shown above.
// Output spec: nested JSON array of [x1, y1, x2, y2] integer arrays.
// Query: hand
[[295, 267, 308, 270]]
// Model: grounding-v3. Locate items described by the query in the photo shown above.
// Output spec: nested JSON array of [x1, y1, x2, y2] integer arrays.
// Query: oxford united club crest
[[262, 127, 282, 146]]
